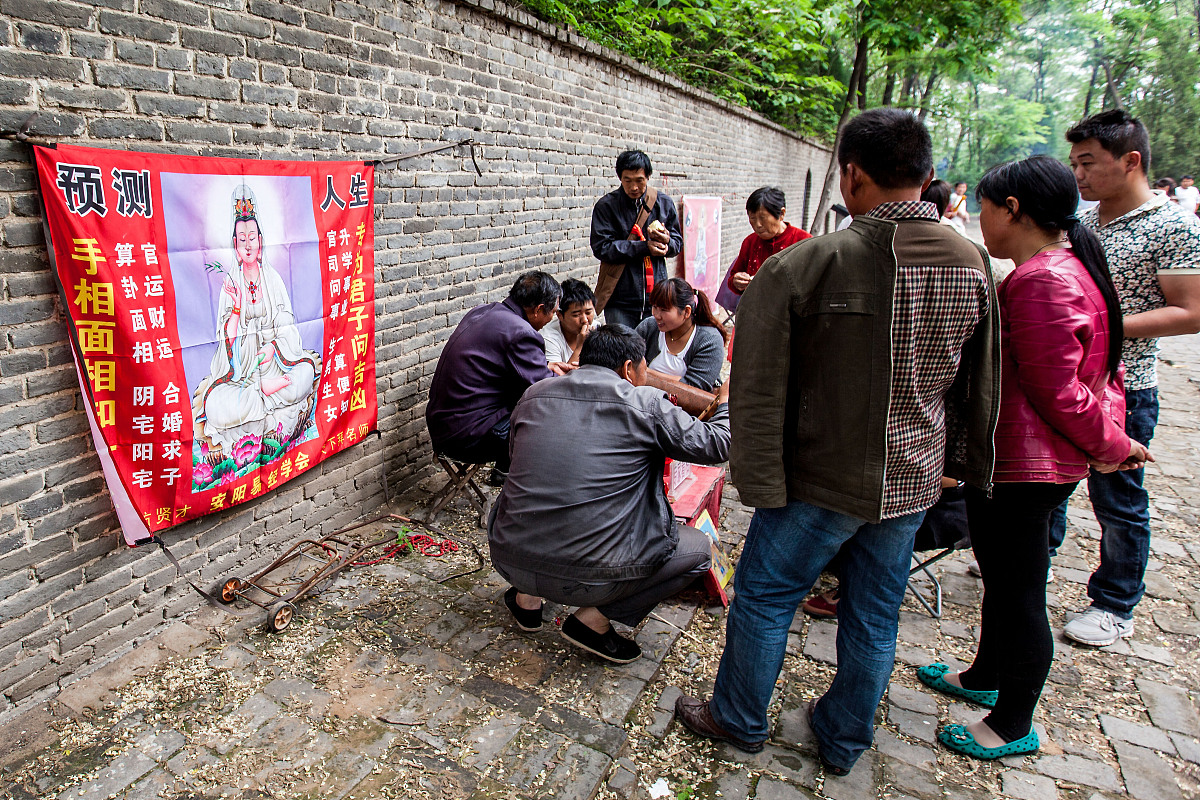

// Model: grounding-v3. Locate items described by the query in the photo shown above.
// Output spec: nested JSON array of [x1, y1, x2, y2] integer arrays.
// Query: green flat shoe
[[915, 662, 998, 708], [937, 723, 1039, 760]]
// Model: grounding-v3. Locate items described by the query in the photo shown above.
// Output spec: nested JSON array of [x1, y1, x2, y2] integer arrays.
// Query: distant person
[[1154, 177, 1178, 203], [489, 325, 730, 663], [636, 278, 727, 392], [1054, 110, 1200, 646], [673, 108, 999, 776], [726, 187, 811, 295], [921, 179, 955, 226], [590, 150, 683, 329], [920, 155, 1148, 762], [541, 278, 600, 367], [1176, 175, 1199, 215], [947, 181, 970, 233], [426, 272, 563, 478]]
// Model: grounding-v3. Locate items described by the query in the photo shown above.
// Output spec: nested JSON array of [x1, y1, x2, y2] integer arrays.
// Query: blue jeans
[[1048, 387, 1158, 619], [604, 306, 648, 330], [709, 500, 924, 770]]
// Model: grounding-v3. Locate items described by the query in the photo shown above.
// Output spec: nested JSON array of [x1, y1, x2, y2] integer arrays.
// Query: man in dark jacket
[[426, 272, 562, 474], [590, 150, 683, 329], [674, 109, 1000, 774], [488, 325, 730, 663]]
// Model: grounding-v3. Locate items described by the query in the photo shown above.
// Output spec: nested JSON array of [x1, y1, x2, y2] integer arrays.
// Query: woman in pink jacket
[[918, 156, 1152, 760]]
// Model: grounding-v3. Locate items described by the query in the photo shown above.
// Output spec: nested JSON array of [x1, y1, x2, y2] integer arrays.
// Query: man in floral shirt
[[1057, 110, 1200, 646]]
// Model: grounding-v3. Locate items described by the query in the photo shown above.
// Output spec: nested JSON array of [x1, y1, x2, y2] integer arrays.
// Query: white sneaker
[[967, 560, 982, 577], [1063, 606, 1133, 646], [1046, 566, 1054, 584]]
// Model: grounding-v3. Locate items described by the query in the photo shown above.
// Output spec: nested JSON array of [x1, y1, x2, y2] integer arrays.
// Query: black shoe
[[560, 614, 641, 663], [487, 468, 508, 487], [504, 587, 543, 631], [808, 700, 851, 776]]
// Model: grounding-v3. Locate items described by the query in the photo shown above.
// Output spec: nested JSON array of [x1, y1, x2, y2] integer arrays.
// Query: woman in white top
[[634, 278, 727, 392]]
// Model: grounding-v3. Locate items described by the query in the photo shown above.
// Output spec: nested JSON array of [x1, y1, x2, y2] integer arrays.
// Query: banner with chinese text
[[35, 145, 378, 542]]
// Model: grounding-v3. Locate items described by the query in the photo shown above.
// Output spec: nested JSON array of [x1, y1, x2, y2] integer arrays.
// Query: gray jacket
[[636, 317, 726, 391], [488, 365, 730, 581]]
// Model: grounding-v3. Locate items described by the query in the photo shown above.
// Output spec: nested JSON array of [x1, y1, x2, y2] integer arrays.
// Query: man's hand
[[647, 226, 670, 245], [548, 361, 577, 376], [716, 378, 730, 405], [730, 272, 752, 292], [648, 239, 668, 257]]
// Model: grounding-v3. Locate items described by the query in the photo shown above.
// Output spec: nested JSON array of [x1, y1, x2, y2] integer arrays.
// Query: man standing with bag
[[590, 150, 683, 329]]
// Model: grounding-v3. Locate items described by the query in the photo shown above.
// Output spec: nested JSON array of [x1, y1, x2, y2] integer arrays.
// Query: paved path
[[3, 338, 1200, 800]]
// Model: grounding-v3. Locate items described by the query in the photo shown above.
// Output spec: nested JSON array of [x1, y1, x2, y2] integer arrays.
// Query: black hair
[[921, 179, 953, 218], [838, 108, 933, 190], [1184, 175, 1195, 181], [1154, 177, 1176, 196], [509, 271, 561, 311], [615, 150, 653, 178], [1065, 109, 1152, 175], [649, 277, 728, 343], [579, 324, 646, 372], [976, 155, 1124, 374], [746, 186, 786, 218], [558, 278, 595, 313]]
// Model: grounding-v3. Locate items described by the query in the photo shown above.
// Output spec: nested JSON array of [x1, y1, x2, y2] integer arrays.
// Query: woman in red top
[[727, 187, 811, 295], [918, 156, 1152, 761]]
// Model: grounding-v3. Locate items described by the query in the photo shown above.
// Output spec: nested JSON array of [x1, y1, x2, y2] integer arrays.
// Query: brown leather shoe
[[674, 694, 765, 753]]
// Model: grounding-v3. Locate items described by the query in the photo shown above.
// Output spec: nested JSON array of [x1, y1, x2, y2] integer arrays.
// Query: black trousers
[[958, 481, 1077, 742]]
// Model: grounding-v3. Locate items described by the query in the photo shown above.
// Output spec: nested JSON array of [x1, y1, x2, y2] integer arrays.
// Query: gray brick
[[134, 94, 206, 117], [175, 73, 238, 100], [94, 64, 171, 91], [248, 0, 303, 25], [17, 23, 64, 54], [97, 11, 176, 43], [245, 40, 303, 66], [70, 33, 111, 59], [209, 102, 268, 125], [116, 39, 155, 66], [195, 53, 228, 75], [142, 0, 209, 25], [42, 85, 127, 111], [0, 51, 84, 81], [180, 26, 244, 56], [242, 84, 296, 105], [155, 47, 191, 70], [0, 77, 33, 105], [166, 121, 231, 144], [233, 128, 289, 146], [212, 9, 272, 38], [88, 118, 165, 141], [2, 0, 96, 28]]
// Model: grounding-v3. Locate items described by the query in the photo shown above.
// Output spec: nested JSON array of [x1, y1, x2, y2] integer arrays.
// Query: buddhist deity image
[[189, 184, 321, 487]]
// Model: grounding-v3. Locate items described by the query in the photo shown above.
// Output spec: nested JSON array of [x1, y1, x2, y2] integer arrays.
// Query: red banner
[[35, 145, 378, 541]]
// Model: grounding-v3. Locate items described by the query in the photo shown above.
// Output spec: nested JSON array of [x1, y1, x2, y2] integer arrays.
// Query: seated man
[[488, 325, 731, 663], [541, 278, 599, 367], [426, 271, 562, 476]]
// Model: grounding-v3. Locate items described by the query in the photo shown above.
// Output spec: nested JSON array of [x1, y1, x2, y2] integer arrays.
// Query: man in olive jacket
[[675, 108, 1000, 774]]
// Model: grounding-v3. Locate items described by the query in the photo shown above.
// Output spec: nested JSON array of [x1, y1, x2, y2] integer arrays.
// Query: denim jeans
[[1047, 387, 1158, 619], [708, 500, 924, 770], [604, 306, 648, 331]]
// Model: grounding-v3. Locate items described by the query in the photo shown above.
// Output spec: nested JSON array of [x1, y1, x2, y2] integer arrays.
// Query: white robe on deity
[[197, 260, 320, 455]]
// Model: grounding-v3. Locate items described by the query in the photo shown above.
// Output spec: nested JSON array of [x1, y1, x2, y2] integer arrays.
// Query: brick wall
[[0, 0, 835, 721]]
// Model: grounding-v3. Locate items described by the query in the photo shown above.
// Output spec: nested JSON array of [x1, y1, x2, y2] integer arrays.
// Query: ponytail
[[693, 290, 729, 343], [1064, 217, 1124, 375]]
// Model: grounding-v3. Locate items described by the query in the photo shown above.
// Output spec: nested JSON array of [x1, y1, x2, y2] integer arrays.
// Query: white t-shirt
[[648, 327, 695, 379], [1177, 185, 1200, 214], [541, 315, 603, 363]]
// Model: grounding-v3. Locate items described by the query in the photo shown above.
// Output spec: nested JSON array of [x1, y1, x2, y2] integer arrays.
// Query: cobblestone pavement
[[3, 337, 1200, 800]]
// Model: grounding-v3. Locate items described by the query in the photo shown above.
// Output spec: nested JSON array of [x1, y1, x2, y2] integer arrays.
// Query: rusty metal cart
[[213, 513, 481, 632]]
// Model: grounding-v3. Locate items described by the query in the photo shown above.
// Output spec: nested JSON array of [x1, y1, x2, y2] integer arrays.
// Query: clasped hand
[[1089, 440, 1154, 473]]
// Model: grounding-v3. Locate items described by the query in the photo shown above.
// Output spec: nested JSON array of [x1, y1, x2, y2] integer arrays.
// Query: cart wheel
[[266, 601, 296, 633], [218, 577, 244, 604]]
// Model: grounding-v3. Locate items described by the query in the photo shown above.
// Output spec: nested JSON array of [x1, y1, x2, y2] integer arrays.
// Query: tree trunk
[[950, 124, 967, 176], [1083, 61, 1098, 116], [1101, 57, 1124, 109], [811, 32, 870, 231], [917, 69, 939, 122], [901, 70, 918, 104], [881, 64, 896, 106], [856, 51, 869, 110]]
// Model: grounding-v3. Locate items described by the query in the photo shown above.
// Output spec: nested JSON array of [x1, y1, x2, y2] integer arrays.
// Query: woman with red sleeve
[[918, 156, 1152, 760], [727, 187, 811, 295]]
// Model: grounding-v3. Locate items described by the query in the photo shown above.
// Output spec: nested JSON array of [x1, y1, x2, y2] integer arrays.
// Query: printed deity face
[[234, 218, 262, 270]]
